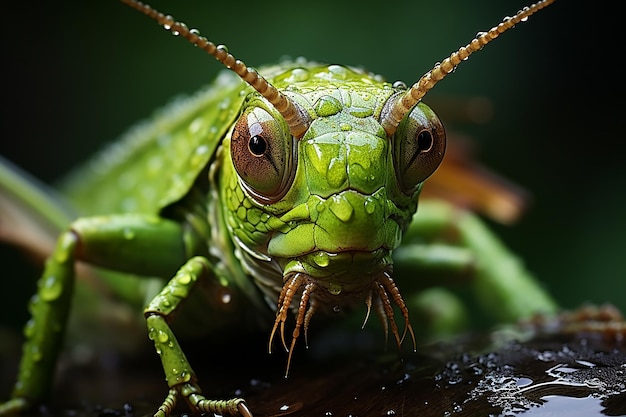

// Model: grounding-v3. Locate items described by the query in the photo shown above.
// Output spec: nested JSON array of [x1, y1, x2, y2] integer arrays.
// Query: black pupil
[[249, 135, 267, 156], [417, 130, 433, 152]]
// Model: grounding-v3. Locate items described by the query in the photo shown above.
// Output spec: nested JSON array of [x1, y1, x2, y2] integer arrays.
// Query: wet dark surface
[[2, 307, 624, 417]]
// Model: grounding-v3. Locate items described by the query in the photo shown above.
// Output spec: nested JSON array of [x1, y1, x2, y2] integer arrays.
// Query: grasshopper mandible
[[0, 1, 558, 416]]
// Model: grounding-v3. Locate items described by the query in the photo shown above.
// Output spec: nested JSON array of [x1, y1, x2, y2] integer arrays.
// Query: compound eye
[[394, 102, 446, 194], [231, 106, 294, 202]]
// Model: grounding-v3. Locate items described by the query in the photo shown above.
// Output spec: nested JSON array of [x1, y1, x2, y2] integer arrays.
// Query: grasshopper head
[[224, 65, 446, 372]]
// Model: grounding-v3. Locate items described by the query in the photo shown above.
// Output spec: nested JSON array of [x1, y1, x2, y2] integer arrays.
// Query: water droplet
[[537, 351, 556, 362], [176, 272, 192, 285], [40, 276, 62, 301], [279, 405, 290, 411], [520, 6, 530, 22], [195, 144, 209, 155], [23, 319, 35, 338], [172, 22, 187, 37], [364, 197, 377, 214], [330, 194, 354, 222], [158, 330, 169, 343], [30, 346, 42, 362], [396, 373, 411, 385], [576, 360, 596, 368], [218, 97, 231, 110], [162, 16, 174, 30], [221, 292, 232, 304], [516, 377, 533, 388], [288, 68, 309, 83], [314, 95, 343, 117], [392, 81, 407, 89], [585, 377, 603, 389], [386, 410, 396, 416], [313, 252, 330, 268], [55, 235, 74, 262], [170, 285, 189, 298], [180, 370, 191, 382], [327, 65, 348, 79], [328, 283, 342, 295]]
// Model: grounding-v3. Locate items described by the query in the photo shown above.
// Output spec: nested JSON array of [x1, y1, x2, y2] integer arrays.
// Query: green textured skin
[[0, 58, 558, 416], [221, 64, 419, 302]]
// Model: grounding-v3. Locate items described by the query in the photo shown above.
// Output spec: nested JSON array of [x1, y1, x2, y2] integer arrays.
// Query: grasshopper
[[0, 1, 560, 416]]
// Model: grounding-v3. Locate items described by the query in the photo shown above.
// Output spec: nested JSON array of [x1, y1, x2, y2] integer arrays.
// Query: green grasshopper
[[0, 0, 559, 416]]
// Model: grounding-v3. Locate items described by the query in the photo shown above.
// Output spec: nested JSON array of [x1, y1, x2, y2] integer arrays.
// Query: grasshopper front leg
[[144, 257, 251, 417], [0, 214, 250, 417]]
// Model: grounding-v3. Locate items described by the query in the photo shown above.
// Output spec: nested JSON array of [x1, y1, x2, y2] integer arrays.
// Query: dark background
[[1, 0, 624, 326]]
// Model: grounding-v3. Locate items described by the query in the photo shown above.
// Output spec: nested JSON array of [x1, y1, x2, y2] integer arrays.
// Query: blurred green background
[[1, 0, 624, 329]]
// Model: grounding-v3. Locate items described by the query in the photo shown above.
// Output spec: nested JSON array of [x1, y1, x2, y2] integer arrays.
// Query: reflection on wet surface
[[1, 306, 624, 416], [434, 335, 625, 416]]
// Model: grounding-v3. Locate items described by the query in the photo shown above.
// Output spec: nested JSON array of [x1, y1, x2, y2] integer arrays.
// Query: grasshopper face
[[222, 64, 445, 358]]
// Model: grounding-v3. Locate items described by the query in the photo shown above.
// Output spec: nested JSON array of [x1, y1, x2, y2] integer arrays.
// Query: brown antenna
[[381, 0, 556, 136], [121, 0, 309, 138]]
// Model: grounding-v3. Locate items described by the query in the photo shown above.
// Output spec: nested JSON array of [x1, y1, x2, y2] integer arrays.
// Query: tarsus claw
[[238, 401, 253, 417], [155, 382, 251, 417], [154, 388, 177, 417]]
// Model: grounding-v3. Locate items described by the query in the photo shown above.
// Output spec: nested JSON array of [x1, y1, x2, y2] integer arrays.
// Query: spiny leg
[[365, 272, 416, 353], [2, 214, 189, 414], [379, 271, 416, 350], [373, 280, 401, 348], [269, 273, 304, 354], [303, 296, 319, 348], [285, 282, 315, 377], [144, 256, 251, 417]]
